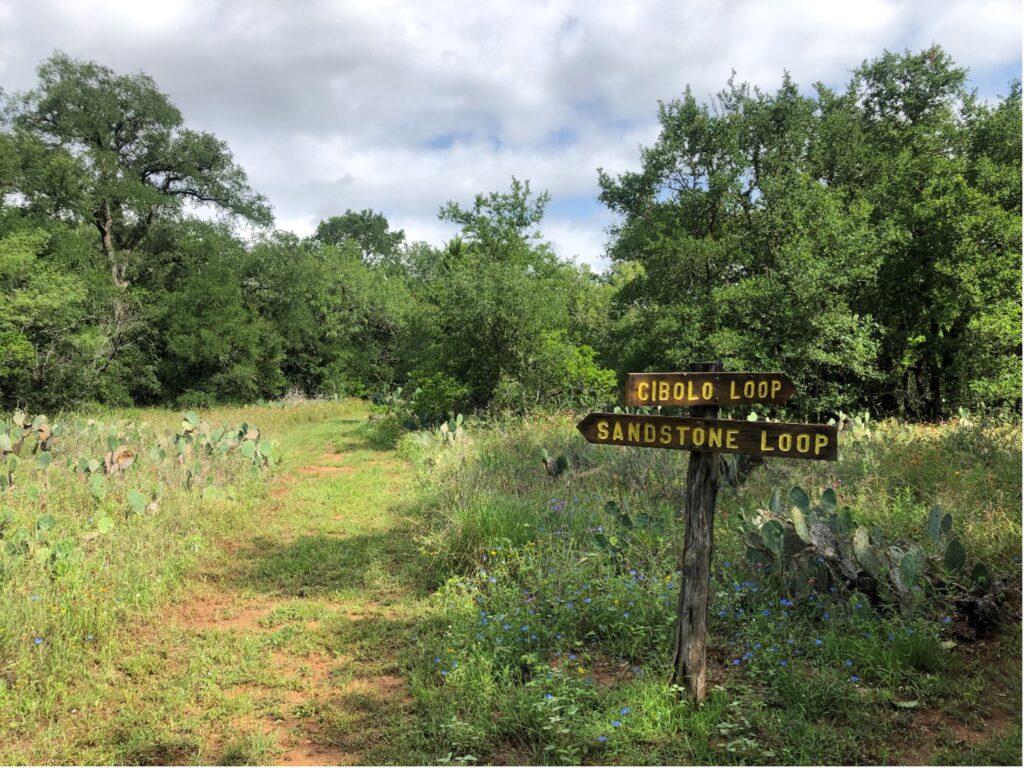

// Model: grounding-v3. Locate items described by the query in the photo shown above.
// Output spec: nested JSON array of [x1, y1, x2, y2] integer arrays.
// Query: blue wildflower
[[597, 735, 607, 743], [611, 720, 621, 727], [778, 660, 788, 667], [33, 637, 43, 645], [620, 707, 631, 715], [814, 639, 823, 646], [849, 675, 860, 682]]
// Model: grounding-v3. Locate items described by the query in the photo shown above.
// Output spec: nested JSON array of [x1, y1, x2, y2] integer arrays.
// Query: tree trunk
[[95, 199, 126, 288], [670, 360, 721, 703]]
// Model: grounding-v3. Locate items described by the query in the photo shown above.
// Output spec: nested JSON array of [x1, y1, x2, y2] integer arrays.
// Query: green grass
[[1, 402, 1019, 764], [404, 411, 1022, 765]]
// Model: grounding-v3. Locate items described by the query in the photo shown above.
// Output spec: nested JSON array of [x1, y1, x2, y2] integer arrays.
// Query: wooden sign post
[[576, 362, 838, 704]]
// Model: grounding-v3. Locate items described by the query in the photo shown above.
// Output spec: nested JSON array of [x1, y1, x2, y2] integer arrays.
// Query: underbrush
[[0, 405, 289, 735], [403, 411, 1022, 764]]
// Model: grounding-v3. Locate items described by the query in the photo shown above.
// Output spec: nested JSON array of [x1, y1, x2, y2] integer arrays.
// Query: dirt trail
[[140, 416, 424, 765]]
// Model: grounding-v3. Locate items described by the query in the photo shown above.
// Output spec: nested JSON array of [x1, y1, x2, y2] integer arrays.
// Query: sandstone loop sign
[[576, 413, 837, 460]]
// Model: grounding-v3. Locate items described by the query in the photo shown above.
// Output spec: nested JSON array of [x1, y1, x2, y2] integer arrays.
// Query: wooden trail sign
[[576, 413, 838, 461], [626, 371, 795, 407], [576, 362, 838, 705]]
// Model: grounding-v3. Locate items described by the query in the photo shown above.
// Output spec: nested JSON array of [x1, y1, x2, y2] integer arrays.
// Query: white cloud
[[0, 0, 1019, 269]]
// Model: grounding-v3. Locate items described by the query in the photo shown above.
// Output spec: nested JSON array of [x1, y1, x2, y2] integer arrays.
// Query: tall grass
[[403, 411, 1022, 764]]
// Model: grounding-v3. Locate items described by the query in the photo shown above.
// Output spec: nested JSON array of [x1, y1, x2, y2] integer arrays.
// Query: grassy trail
[[46, 402, 427, 765]]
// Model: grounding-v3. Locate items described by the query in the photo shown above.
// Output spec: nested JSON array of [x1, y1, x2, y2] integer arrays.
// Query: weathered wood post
[[670, 360, 720, 702]]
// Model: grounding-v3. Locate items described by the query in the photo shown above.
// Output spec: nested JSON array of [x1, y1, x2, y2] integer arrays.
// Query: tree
[[410, 180, 615, 414], [313, 209, 405, 268], [4, 52, 271, 288], [599, 48, 1021, 417]]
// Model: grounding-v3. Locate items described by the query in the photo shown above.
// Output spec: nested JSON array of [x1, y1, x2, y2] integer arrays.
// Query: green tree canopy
[[3, 51, 271, 287], [599, 47, 1020, 417]]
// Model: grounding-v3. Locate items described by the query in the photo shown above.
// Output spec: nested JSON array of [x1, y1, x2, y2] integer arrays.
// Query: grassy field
[[0, 400, 1020, 765]]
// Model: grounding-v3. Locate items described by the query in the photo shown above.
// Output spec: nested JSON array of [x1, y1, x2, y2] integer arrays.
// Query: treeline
[[1, 48, 1020, 420]]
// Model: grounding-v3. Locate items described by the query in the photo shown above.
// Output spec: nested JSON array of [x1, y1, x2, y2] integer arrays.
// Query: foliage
[[406, 409, 1021, 764], [599, 47, 1020, 417]]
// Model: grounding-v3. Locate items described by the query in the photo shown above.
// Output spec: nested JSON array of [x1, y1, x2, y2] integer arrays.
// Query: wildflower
[[761, 610, 770, 617], [568, 653, 577, 660], [33, 637, 43, 645], [814, 639, 823, 646], [30, 596, 41, 602], [440, 669, 447, 676], [597, 735, 608, 743], [502, 623, 511, 630], [844, 659, 853, 667], [942, 616, 951, 625], [620, 707, 631, 715], [887, 632, 896, 641], [544, 693, 553, 700], [521, 625, 529, 632], [434, 657, 441, 663], [611, 720, 621, 727], [778, 660, 788, 667], [723, 561, 731, 568], [489, 577, 497, 583], [732, 659, 741, 666], [849, 675, 860, 682], [622, 612, 629, 618]]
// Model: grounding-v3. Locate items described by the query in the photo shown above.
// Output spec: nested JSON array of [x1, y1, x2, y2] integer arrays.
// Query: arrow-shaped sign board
[[625, 372, 796, 407], [577, 412, 838, 461]]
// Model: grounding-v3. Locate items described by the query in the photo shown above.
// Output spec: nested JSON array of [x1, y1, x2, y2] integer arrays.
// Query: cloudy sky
[[1, 1, 1020, 268]]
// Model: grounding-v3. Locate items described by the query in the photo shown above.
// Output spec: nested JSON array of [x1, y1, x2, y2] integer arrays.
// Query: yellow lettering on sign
[[726, 429, 739, 449], [676, 425, 690, 445], [796, 434, 810, 453], [597, 421, 609, 440], [659, 424, 672, 444], [702, 381, 714, 400], [744, 381, 755, 398], [628, 422, 640, 442], [771, 380, 781, 398], [708, 427, 723, 448], [757, 380, 769, 398], [814, 434, 828, 455], [692, 427, 706, 447], [760, 431, 774, 452], [730, 381, 741, 400], [612, 422, 624, 441], [673, 382, 685, 401], [644, 423, 656, 443], [658, 381, 670, 401], [778, 433, 792, 451], [636, 382, 649, 402]]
